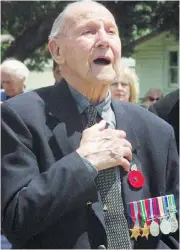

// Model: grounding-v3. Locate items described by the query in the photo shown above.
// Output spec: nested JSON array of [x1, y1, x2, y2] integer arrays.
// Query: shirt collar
[[68, 83, 112, 115]]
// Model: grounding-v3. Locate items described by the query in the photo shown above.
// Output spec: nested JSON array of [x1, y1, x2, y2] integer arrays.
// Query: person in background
[[140, 88, 164, 108], [149, 89, 179, 153], [0, 58, 29, 102], [0, 58, 30, 248], [53, 60, 62, 84], [110, 67, 139, 103]]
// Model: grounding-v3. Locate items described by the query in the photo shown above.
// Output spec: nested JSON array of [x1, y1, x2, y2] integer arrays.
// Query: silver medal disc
[[150, 221, 159, 237], [160, 218, 171, 235], [168, 217, 178, 233]]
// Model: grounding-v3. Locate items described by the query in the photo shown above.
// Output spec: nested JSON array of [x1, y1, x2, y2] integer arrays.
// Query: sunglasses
[[148, 97, 160, 102]]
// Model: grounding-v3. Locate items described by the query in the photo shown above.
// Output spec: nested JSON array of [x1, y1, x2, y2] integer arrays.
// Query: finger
[[118, 157, 130, 172], [118, 130, 126, 138], [123, 147, 132, 161], [112, 130, 126, 139], [103, 129, 126, 139], [118, 138, 132, 150], [96, 120, 107, 131], [123, 139, 132, 150]]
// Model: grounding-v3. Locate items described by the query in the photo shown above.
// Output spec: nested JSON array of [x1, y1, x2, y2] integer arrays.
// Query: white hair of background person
[[49, 0, 102, 40], [1, 58, 29, 84]]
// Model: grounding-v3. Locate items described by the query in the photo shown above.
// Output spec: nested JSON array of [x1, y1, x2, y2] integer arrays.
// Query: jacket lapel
[[111, 100, 149, 205], [46, 80, 83, 156]]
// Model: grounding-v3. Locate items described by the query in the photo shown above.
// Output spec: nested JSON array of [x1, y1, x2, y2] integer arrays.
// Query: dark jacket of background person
[[1, 82, 179, 249], [149, 89, 179, 153]]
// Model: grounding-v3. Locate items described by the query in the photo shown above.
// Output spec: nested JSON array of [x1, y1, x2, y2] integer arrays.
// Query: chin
[[94, 74, 116, 85]]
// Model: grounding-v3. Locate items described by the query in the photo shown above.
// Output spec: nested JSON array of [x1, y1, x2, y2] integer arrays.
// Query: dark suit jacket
[[149, 89, 179, 153], [1, 81, 179, 249]]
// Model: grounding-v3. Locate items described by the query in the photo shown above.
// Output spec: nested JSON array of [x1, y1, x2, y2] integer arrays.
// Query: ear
[[48, 40, 65, 64]]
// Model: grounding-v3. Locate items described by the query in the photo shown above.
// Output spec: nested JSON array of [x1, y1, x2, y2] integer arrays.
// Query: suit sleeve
[[1, 103, 98, 245], [149, 105, 158, 115]]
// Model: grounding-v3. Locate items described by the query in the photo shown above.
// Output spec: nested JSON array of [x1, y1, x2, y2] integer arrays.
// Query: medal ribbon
[[157, 196, 165, 219], [152, 197, 160, 223], [137, 200, 142, 228], [167, 194, 177, 215], [139, 200, 146, 228], [129, 202, 136, 228], [163, 196, 169, 218], [170, 195, 177, 212], [127, 203, 132, 228], [144, 199, 151, 226], [149, 198, 154, 222], [134, 201, 139, 228]]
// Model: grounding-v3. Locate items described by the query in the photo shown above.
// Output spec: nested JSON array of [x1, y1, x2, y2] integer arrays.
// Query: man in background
[[0, 58, 29, 102], [149, 89, 179, 153], [141, 88, 164, 108], [53, 60, 62, 85]]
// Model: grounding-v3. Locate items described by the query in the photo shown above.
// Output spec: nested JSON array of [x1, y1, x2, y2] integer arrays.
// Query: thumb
[[96, 119, 106, 131]]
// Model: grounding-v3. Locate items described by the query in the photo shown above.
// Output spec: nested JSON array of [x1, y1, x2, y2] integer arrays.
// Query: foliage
[[1, 1, 179, 71]]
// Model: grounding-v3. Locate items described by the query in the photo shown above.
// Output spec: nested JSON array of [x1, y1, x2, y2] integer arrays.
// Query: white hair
[[1, 58, 29, 83], [49, 0, 104, 40]]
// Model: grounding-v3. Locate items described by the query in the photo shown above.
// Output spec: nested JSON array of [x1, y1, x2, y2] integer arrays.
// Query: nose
[[95, 29, 110, 48], [117, 83, 123, 90]]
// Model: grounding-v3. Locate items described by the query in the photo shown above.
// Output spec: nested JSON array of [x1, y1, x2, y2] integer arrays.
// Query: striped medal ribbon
[[139, 200, 150, 239], [129, 201, 141, 241], [167, 195, 178, 233], [149, 198, 159, 237], [158, 196, 171, 235]]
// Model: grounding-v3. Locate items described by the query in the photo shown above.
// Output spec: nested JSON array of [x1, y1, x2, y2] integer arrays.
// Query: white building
[[131, 30, 179, 98]]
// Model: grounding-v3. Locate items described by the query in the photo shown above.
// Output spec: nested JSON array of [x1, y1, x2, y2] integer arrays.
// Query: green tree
[[1, 1, 179, 71]]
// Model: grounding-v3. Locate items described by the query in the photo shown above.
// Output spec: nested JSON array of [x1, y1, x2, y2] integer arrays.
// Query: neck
[[64, 75, 110, 105]]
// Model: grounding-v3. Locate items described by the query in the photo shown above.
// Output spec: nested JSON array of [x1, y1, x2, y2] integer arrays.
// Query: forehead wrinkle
[[62, 4, 118, 37]]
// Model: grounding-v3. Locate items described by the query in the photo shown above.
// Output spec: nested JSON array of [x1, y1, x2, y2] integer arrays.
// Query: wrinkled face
[[110, 75, 130, 102], [53, 64, 62, 84], [57, 3, 121, 85], [1, 71, 25, 97]]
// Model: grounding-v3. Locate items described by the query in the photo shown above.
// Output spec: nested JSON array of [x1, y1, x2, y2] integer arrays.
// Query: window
[[168, 51, 179, 87]]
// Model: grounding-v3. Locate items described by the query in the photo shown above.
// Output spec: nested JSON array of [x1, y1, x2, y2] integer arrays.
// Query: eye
[[121, 82, 128, 87], [111, 82, 118, 87], [107, 29, 116, 35], [83, 29, 96, 35]]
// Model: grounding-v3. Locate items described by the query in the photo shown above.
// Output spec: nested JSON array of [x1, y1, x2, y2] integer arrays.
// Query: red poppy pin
[[128, 164, 145, 189]]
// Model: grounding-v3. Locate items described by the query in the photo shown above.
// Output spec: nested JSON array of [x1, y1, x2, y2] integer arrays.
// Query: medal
[[130, 227, 141, 241], [141, 223, 150, 239], [160, 218, 171, 235], [168, 217, 178, 233], [157, 196, 171, 235], [150, 220, 160, 237], [128, 164, 145, 189], [149, 198, 160, 237], [139, 200, 150, 239], [144, 199, 151, 226], [166, 195, 178, 233], [129, 201, 141, 241]]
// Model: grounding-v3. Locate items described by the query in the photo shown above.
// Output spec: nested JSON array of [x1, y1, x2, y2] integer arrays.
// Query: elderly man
[[1, 1, 179, 249], [0, 58, 29, 101]]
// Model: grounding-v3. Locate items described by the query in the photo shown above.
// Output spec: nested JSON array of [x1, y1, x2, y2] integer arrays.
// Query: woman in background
[[110, 67, 139, 103]]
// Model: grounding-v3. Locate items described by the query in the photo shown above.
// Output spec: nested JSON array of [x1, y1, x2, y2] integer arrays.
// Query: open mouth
[[93, 57, 111, 65]]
